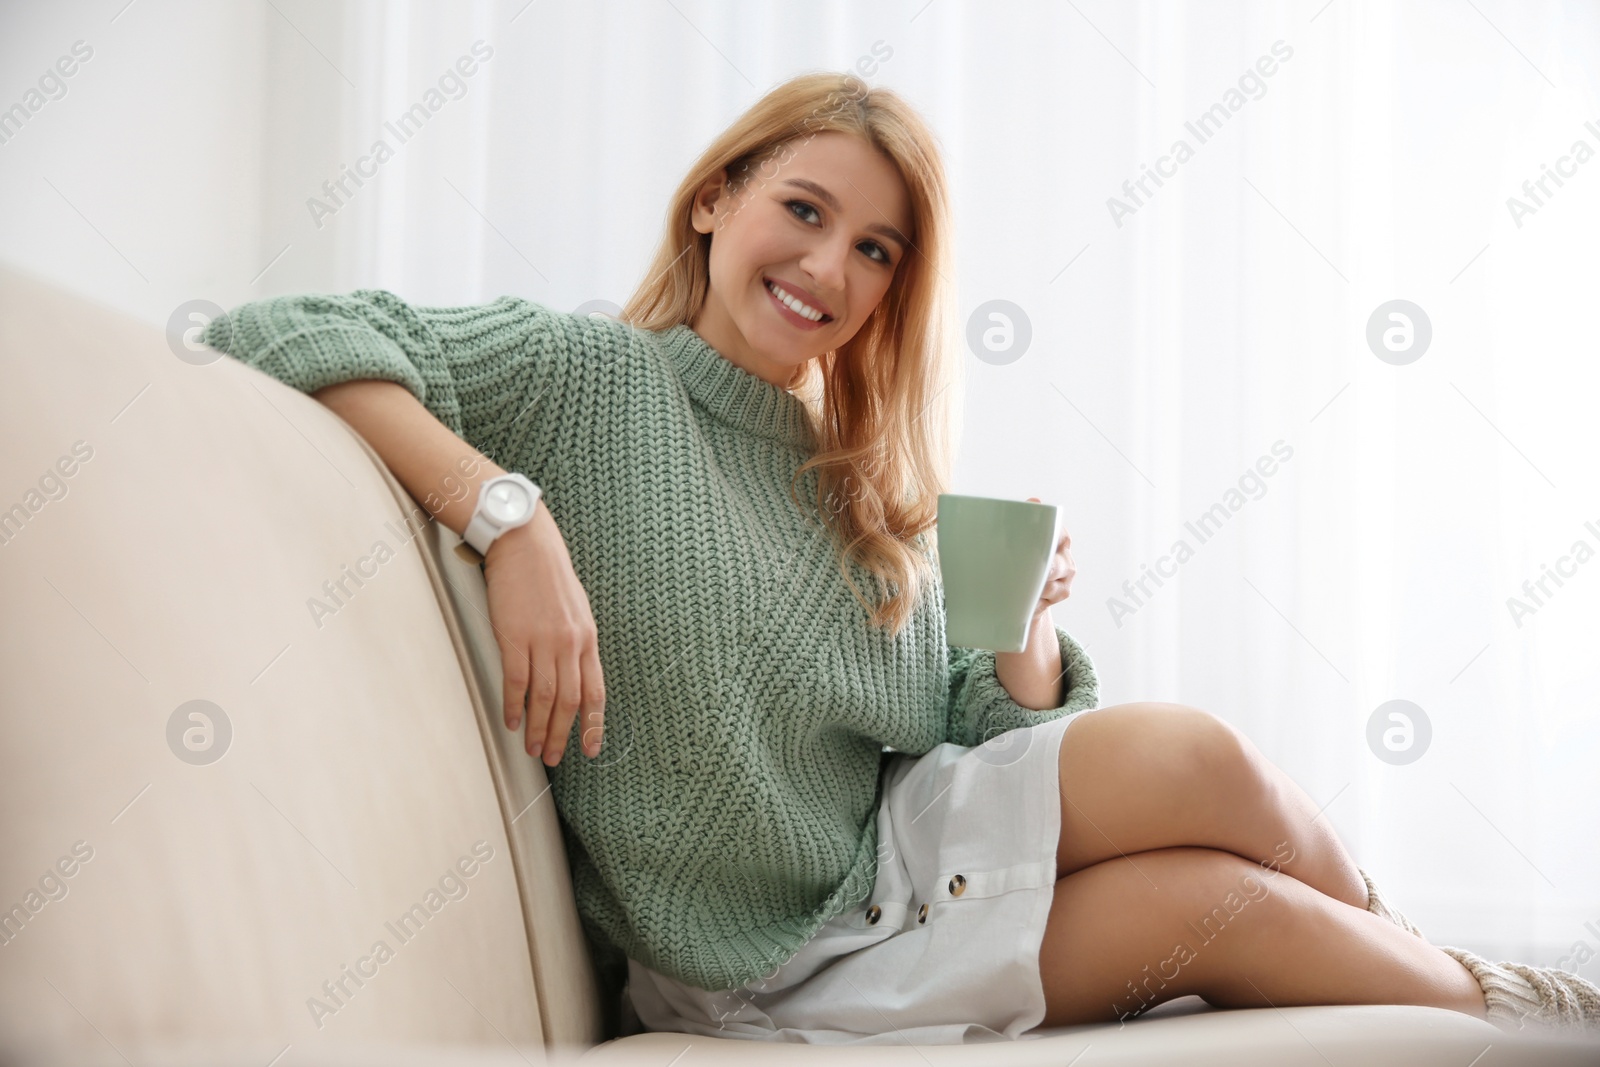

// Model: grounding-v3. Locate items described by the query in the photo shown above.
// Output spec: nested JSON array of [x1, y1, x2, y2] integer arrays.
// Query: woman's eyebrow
[[780, 177, 909, 251]]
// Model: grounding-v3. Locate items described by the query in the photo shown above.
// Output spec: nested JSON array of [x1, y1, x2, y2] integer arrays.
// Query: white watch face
[[484, 480, 534, 524]]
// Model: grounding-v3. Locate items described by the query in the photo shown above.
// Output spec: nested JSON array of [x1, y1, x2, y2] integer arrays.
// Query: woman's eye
[[860, 241, 890, 265], [786, 200, 821, 225], [786, 200, 893, 265]]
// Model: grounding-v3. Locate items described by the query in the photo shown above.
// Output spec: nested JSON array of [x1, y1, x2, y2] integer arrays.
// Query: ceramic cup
[[935, 493, 1059, 653]]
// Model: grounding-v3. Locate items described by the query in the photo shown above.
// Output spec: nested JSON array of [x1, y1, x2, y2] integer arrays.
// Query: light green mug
[[935, 493, 1059, 653]]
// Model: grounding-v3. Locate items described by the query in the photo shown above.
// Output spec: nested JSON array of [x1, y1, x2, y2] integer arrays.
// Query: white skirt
[[624, 706, 1104, 1045]]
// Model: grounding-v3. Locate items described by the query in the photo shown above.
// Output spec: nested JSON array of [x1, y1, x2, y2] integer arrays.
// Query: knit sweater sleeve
[[944, 625, 1100, 747], [197, 288, 565, 469]]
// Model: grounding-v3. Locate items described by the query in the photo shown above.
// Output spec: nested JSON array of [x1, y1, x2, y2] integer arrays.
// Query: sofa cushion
[[419, 492, 608, 1046], [586, 1000, 1595, 1065], [0, 268, 559, 1060]]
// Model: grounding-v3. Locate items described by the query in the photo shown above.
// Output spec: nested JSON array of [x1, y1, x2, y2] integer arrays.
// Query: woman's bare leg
[[1056, 703, 1368, 911], [1036, 846, 1485, 1027]]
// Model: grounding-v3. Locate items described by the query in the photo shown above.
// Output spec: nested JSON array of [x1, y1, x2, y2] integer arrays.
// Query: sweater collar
[[659, 324, 817, 451]]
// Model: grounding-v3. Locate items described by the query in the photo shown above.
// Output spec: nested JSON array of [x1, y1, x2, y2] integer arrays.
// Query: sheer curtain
[[2, 0, 1595, 967]]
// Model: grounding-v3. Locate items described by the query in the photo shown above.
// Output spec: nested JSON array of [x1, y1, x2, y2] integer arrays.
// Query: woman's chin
[[747, 326, 807, 364]]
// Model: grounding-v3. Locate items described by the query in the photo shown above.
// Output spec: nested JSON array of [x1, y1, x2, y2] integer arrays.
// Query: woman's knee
[[1183, 706, 1269, 784], [1071, 702, 1266, 794]]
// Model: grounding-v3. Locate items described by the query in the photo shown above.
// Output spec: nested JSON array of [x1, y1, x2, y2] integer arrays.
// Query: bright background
[[3, 0, 1597, 969]]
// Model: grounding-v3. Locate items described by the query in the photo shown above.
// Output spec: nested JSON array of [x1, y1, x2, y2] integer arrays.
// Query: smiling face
[[688, 130, 914, 389]]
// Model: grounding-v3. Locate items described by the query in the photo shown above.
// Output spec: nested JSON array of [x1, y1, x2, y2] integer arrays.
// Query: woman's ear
[[689, 170, 730, 235]]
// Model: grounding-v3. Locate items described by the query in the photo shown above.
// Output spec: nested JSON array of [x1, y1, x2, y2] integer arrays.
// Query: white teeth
[[766, 279, 827, 322]]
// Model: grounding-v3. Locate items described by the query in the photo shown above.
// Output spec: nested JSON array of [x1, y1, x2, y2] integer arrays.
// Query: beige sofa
[[3, 265, 1594, 1066]]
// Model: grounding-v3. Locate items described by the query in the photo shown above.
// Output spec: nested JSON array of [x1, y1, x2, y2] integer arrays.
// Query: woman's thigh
[[1055, 702, 1281, 880]]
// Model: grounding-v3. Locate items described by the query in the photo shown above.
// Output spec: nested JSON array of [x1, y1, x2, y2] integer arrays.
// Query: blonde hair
[[620, 71, 959, 636]]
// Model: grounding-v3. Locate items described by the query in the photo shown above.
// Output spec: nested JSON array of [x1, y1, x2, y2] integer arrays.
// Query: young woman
[[203, 72, 1598, 1043]]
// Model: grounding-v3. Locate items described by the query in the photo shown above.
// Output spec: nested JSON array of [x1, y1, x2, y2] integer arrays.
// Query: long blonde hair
[[620, 71, 959, 636]]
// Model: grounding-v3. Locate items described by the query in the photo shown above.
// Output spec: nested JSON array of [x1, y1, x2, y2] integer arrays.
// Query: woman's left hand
[[1027, 496, 1074, 622]]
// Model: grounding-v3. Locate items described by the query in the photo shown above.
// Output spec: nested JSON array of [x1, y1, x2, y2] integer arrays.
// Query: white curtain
[[3, 0, 1596, 968]]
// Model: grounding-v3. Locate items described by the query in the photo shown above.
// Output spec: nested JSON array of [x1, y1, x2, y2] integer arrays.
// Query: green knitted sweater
[[200, 290, 1100, 993]]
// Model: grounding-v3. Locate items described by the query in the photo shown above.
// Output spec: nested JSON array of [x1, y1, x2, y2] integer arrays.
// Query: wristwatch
[[462, 472, 542, 561]]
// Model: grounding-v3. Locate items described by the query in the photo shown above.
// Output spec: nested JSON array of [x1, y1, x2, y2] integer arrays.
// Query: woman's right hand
[[482, 504, 606, 766]]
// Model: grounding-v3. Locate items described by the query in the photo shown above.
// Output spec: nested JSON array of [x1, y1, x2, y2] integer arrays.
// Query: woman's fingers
[[479, 509, 608, 766], [525, 649, 559, 759], [579, 640, 606, 759], [541, 642, 585, 766], [502, 638, 529, 732]]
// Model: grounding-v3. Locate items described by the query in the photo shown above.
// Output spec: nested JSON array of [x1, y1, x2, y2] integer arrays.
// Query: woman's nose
[[798, 239, 851, 297]]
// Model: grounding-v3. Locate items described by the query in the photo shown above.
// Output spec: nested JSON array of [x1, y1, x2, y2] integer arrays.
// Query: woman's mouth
[[764, 277, 833, 329]]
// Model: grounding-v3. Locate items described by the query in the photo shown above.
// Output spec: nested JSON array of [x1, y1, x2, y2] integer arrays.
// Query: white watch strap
[[463, 509, 499, 557]]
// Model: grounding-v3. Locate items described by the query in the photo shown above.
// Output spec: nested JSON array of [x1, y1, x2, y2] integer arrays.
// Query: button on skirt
[[625, 706, 1104, 1044]]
